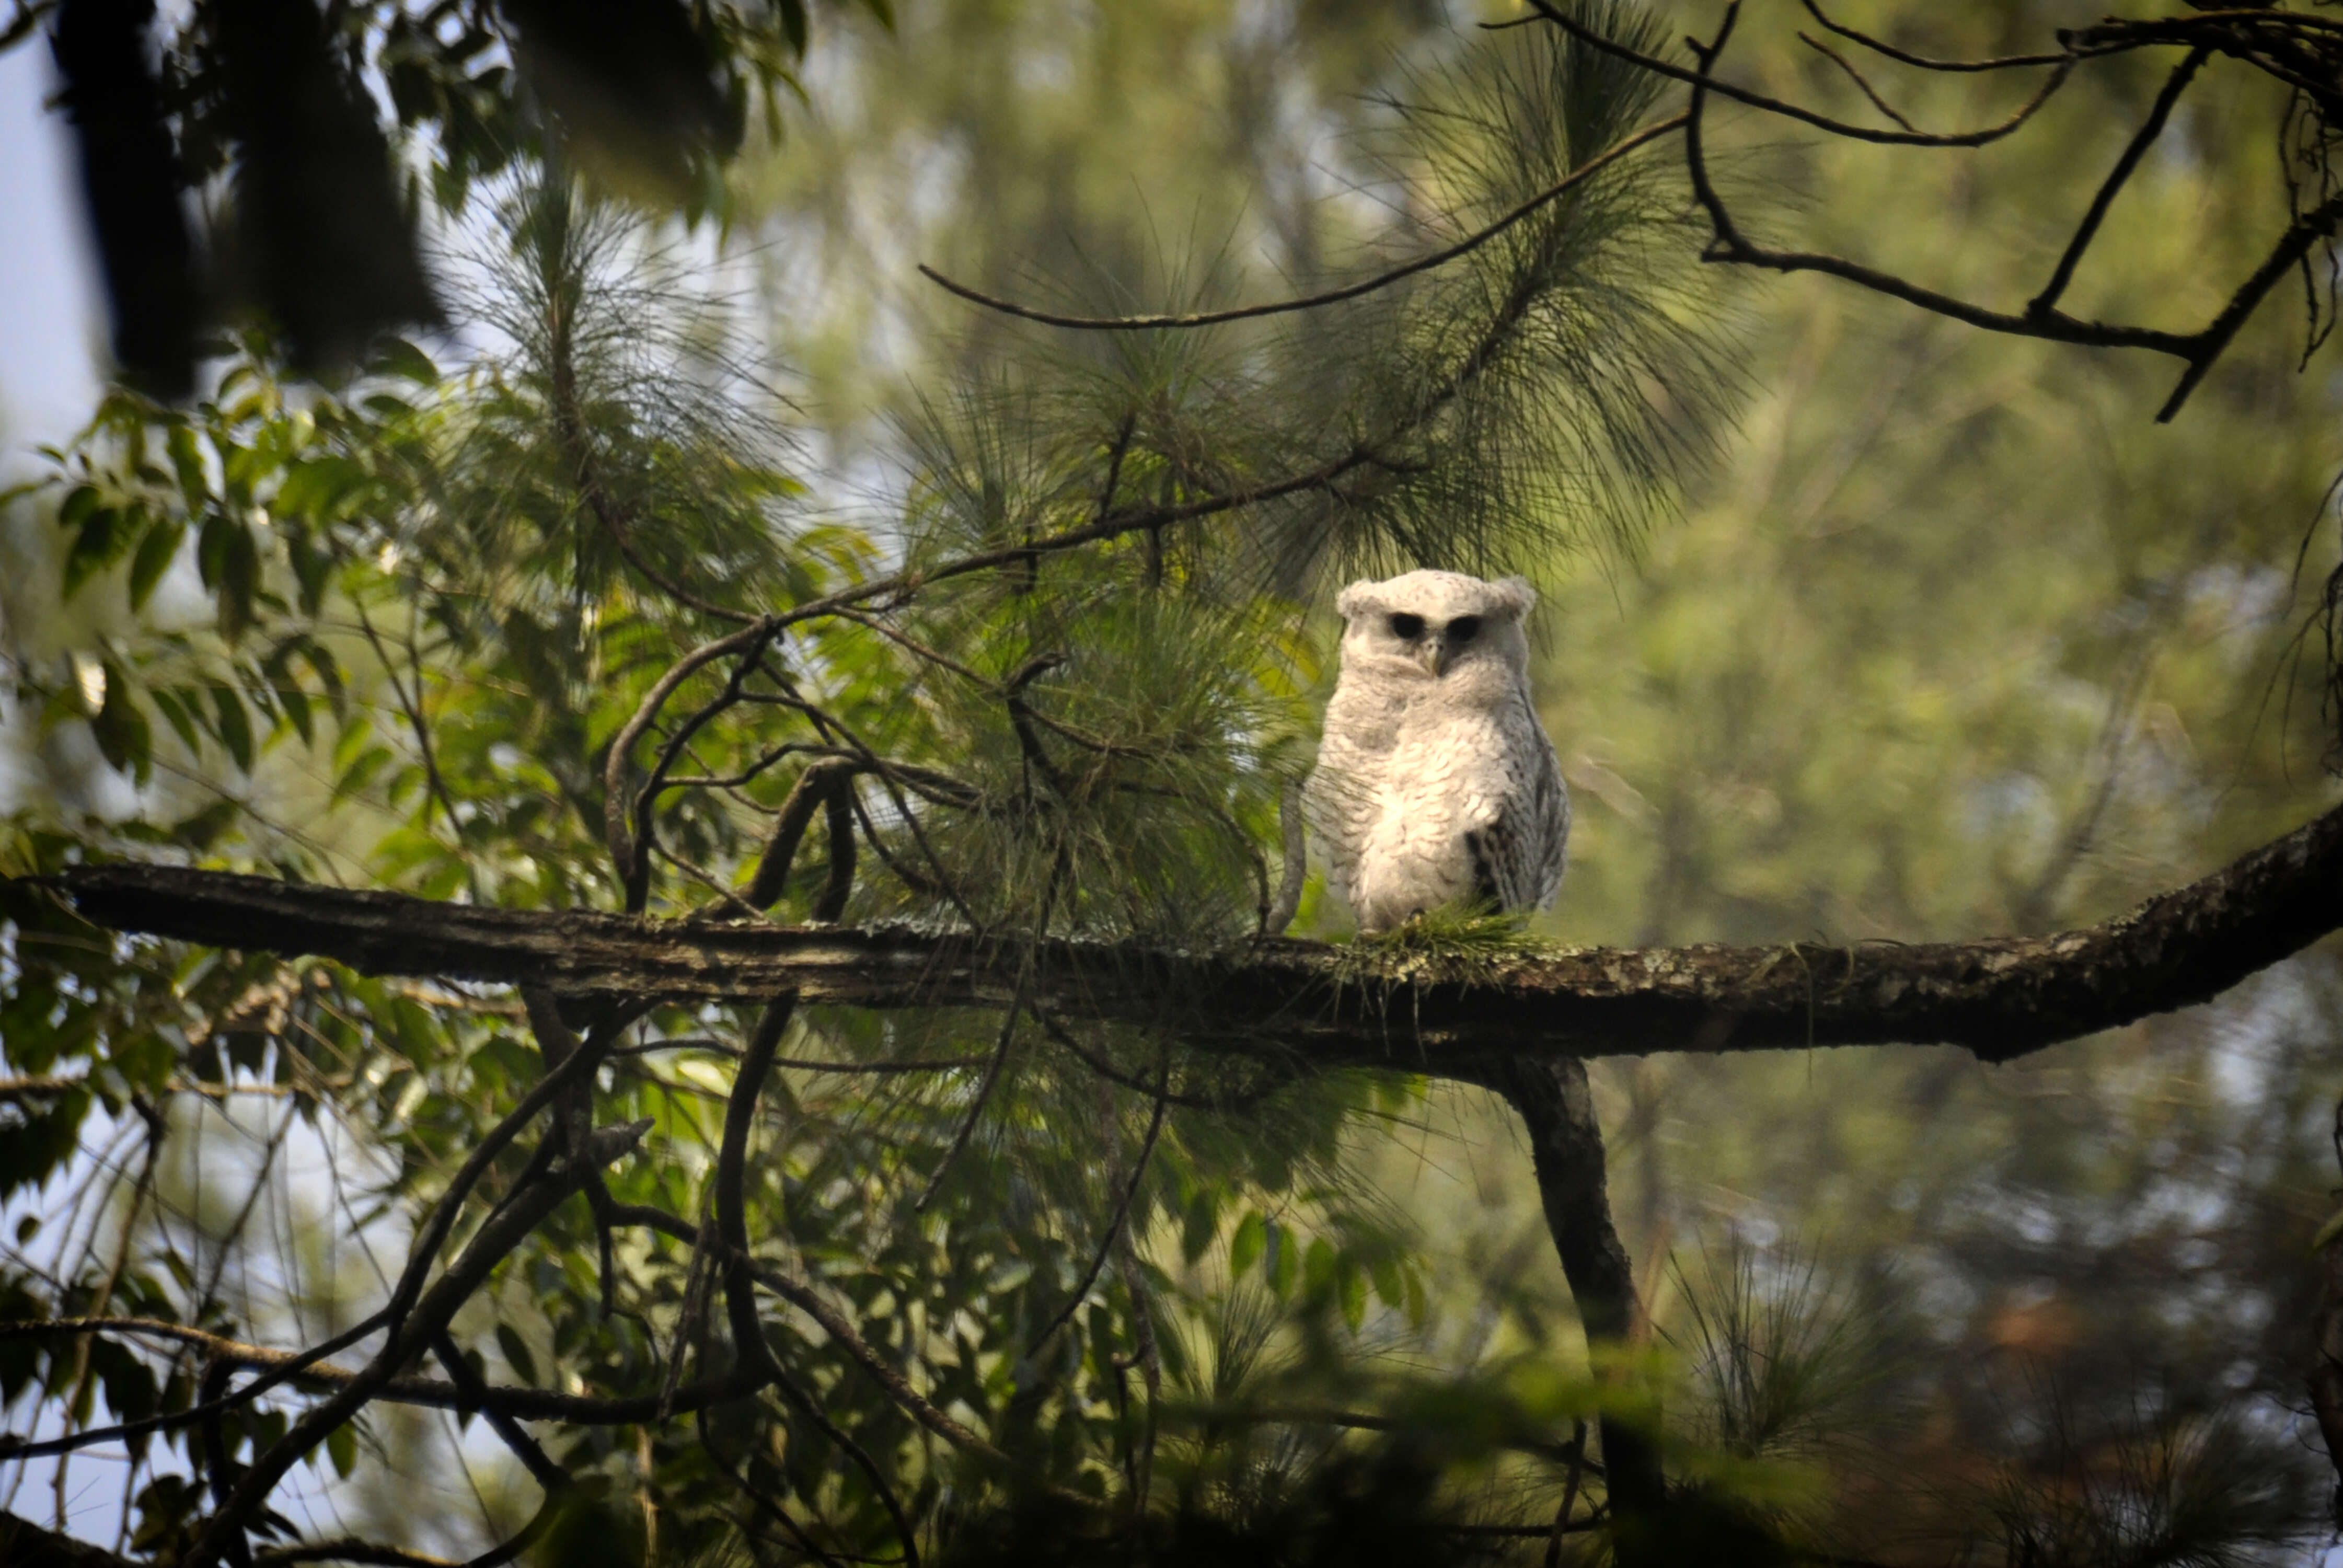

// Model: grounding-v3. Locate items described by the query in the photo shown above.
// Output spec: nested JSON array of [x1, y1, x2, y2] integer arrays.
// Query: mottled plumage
[[1307, 570, 1569, 933]]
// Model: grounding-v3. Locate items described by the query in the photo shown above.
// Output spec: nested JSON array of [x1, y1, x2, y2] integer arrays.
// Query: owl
[[1306, 570, 1569, 934]]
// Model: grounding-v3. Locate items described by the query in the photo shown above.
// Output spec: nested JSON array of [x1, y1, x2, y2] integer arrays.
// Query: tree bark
[[1495, 1058, 1666, 1563], [38, 795, 2343, 1068], [0, 1510, 136, 1568]]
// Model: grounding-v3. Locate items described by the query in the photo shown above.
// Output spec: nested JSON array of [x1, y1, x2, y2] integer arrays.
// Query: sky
[[0, 38, 102, 457]]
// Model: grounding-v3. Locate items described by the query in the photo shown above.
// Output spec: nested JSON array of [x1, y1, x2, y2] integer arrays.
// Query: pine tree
[[5, 4, 2342, 1567]]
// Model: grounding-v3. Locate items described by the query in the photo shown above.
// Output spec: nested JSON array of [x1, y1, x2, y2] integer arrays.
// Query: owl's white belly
[[1348, 710, 1511, 931]]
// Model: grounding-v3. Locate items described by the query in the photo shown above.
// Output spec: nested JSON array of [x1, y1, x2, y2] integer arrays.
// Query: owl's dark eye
[[1388, 613, 1425, 640], [1448, 615, 1483, 644]]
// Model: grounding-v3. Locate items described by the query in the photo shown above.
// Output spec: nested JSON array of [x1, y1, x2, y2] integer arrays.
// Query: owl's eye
[[1388, 613, 1425, 640], [1448, 615, 1483, 644]]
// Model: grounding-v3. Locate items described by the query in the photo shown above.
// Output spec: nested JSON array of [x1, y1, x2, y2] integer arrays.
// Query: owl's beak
[[1421, 636, 1450, 678]]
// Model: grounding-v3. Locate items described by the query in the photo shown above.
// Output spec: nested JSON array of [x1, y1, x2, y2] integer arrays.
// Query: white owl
[[1306, 570, 1569, 934]]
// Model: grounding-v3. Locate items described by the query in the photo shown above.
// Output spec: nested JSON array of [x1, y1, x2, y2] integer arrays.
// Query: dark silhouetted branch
[[42, 794, 2343, 1071], [1528, 0, 2080, 147], [1798, 1, 2070, 73]]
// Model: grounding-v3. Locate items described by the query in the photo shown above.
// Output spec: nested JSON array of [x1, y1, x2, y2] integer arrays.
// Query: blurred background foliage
[[2, 1, 2341, 1565]]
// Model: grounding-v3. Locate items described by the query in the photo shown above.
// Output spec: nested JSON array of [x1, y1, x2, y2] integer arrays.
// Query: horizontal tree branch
[[33, 795, 2343, 1069]]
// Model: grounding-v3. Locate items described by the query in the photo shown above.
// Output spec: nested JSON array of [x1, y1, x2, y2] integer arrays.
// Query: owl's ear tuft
[[1494, 576, 1538, 616], [1335, 581, 1378, 620]]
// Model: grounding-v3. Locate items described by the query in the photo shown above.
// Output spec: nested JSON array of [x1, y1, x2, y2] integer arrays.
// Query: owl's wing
[[1464, 697, 1569, 915], [1303, 734, 1380, 907]]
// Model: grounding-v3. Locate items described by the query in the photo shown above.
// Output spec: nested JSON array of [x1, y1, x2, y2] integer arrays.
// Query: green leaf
[[1337, 1255, 1367, 1333], [278, 682, 314, 745], [274, 455, 368, 520], [1370, 1254, 1404, 1310], [1266, 1224, 1297, 1299], [216, 520, 260, 644], [63, 501, 125, 598], [1180, 1185, 1219, 1265], [1303, 1236, 1336, 1301], [57, 482, 99, 530], [212, 685, 254, 773], [149, 687, 199, 755], [325, 1420, 358, 1480], [127, 516, 186, 612], [2312, 1206, 2343, 1254], [1230, 1210, 1266, 1279], [195, 507, 227, 587], [90, 665, 152, 781], [166, 422, 209, 510], [333, 744, 393, 804], [368, 337, 441, 386], [172, 799, 239, 852], [495, 1323, 539, 1386]]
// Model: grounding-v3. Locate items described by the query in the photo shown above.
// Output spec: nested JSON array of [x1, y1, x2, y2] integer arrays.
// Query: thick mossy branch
[[42, 797, 2343, 1069]]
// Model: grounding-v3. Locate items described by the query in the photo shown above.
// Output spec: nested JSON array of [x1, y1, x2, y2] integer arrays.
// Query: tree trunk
[[1495, 1056, 1666, 1564]]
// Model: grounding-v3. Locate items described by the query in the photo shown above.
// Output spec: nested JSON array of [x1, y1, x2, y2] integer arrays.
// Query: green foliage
[[5, 2, 2340, 1565]]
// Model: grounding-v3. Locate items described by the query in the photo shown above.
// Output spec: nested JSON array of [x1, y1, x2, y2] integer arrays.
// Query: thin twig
[[353, 600, 464, 848], [1529, 0, 2081, 147], [918, 113, 1686, 331], [1026, 1055, 1171, 1354], [1797, 31, 1915, 132], [1798, 0, 2070, 72], [2028, 47, 2209, 317], [602, 618, 778, 894], [912, 996, 1025, 1213]]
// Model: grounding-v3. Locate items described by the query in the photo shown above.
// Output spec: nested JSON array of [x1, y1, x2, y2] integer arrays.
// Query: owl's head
[[1334, 570, 1536, 681]]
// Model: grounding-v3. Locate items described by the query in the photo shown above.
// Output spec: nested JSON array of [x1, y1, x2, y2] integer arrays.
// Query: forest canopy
[[2, 3, 2342, 1567]]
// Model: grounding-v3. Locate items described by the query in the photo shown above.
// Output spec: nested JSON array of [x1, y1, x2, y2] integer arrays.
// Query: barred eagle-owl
[[1306, 570, 1569, 933]]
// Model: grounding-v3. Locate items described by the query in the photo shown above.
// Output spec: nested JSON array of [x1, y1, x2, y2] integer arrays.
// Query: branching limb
[[814, 772, 857, 924], [695, 1409, 848, 1568], [382, 1007, 636, 1340], [745, 759, 857, 910], [2028, 48, 2208, 318], [0, 1310, 387, 1464], [198, 1358, 252, 1568], [625, 624, 784, 912], [1626, 0, 2343, 420], [602, 618, 777, 897], [711, 997, 924, 1567], [429, 1329, 570, 1495], [177, 1119, 652, 1568]]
